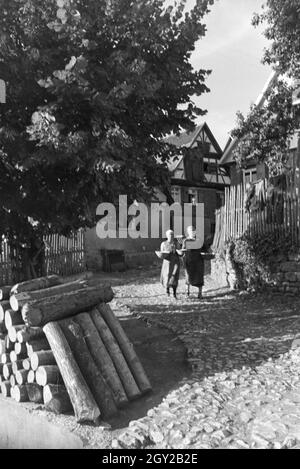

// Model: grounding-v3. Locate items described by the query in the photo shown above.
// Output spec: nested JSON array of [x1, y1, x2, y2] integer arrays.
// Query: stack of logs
[[0, 275, 151, 423]]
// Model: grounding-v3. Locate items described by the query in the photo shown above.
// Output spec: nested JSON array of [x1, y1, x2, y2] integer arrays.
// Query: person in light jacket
[[160, 230, 180, 299]]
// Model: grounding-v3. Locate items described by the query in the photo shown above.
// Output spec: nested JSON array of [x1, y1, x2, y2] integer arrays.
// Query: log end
[[9, 295, 19, 312], [27, 370, 35, 384], [43, 384, 73, 415], [22, 304, 42, 327], [14, 385, 29, 403], [1, 381, 11, 397], [26, 383, 44, 404]]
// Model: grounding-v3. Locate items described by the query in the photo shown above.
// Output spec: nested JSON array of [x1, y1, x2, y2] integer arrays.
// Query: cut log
[[10, 279, 91, 311], [0, 285, 12, 301], [27, 370, 35, 383], [5, 310, 23, 330], [35, 365, 62, 386], [10, 375, 16, 387], [43, 322, 100, 423], [97, 303, 152, 394], [0, 338, 5, 355], [26, 338, 50, 357], [75, 313, 128, 408], [22, 285, 114, 327], [22, 358, 31, 371], [9, 351, 17, 363], [17, 327, 44, 344], [43, 384, 73, 414], [1, 380, 11, 397], [60, 318, 117, 418], [91, 309, 141, 400], [8, 325, 24, 343], [1, 353, 10, 364], [30, 350, 56, 371], [15, 370, 29, 385], [0, 301, 11, 322], [26, 383, 44, 404], [10, 275, 62, 296], [14, 385, 29, 402], [5, 335, 14, 352], [10, 385, 16, 400], [15, 342, 27, 357], [12, 360, 24, 374], [3, 363, 12, 380]]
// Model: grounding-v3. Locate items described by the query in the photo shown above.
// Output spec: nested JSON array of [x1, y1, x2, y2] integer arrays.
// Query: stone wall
[[267, 253, 300, 294], [210, 250, 300, 295]]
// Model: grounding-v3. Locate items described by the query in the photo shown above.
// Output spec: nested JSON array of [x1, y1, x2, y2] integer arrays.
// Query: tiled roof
[[165, 122, 223, 172], [164, 124, 205, 148]]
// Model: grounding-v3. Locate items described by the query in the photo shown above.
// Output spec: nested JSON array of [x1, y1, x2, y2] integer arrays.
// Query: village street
[[1, 0, 300, 453], [96, 266, 300, 450]]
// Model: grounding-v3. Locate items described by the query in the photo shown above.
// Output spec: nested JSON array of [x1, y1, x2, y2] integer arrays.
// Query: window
[[171, 186, 181, 203], [243, 168, 257, 186]]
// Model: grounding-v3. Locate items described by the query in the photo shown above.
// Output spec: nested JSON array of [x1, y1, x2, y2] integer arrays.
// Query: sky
[[188, 0, 272, 149]]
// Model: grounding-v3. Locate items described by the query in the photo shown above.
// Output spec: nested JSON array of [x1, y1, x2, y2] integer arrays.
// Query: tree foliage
[[253, 0, 300, 76], [232, 80, 297, 175], [232, 0, 300, 174], [230, 228, 294, 290], [0, 0, 214, 251]]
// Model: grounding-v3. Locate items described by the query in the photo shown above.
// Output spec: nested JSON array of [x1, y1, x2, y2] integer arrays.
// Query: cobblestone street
[[104, 267, 300, 449]]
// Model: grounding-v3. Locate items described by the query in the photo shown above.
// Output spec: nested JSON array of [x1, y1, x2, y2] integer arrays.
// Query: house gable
[[166, 122, 229, 185]]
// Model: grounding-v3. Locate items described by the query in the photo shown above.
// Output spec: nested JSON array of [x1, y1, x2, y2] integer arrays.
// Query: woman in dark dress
[[182, 226, 204, 299], [160, 230, 180, 299]]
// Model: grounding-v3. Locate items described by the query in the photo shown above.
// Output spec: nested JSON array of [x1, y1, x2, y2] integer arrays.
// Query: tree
[[232, 80, 297, 176], [231, 0, 300, 174], [253, 0, 300, 77], [0, 0, 214, 280]]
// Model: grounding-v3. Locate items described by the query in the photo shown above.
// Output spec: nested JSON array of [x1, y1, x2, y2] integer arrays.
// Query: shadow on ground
[[107, 315, 191, 431], [119, 290, 300, 381]]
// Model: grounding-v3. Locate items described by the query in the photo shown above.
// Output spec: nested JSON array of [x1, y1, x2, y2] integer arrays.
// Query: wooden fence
[[44, 231, 86, 277], [0, 231, 86, 285], [0, 241, 12, 285], [212, 177, 300, 252]]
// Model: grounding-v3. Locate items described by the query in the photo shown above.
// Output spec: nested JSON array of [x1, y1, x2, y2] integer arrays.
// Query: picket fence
[[212, 177, 300, 252], [0, 231, 86, 285]]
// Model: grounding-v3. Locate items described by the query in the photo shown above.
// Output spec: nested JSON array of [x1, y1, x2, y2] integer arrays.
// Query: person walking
[[182, 225, 204, 299], [159, 229, 180, 299]]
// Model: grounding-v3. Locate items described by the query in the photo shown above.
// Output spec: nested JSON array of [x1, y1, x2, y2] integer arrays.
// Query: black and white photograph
[[0, 0, 300, 454]]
